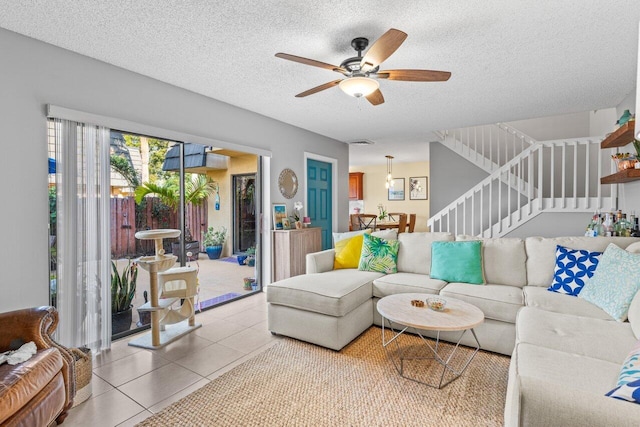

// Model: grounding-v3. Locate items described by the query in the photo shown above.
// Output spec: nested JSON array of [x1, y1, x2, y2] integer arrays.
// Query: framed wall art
[[281, 217, 291, 230], [410, 176, 428, 200], [273, 203, 287, 230], [388, 178, 405, 201]]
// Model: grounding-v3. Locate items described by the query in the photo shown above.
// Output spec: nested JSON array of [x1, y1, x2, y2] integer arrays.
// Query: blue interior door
[[307, 159, 332, 250]]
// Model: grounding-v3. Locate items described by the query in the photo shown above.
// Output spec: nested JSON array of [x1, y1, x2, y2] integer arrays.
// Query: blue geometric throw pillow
[[606, 378, 640, 403], [547, 245, 602, 296]]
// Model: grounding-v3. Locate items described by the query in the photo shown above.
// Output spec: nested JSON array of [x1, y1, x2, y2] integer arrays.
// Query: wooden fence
[[110, 197, 208, 259]]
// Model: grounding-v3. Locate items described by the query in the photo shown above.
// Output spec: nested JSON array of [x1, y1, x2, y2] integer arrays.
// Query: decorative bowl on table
[[427, 297, 447, 312]]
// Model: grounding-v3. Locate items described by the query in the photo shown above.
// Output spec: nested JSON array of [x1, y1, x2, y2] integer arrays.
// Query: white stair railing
[[428, 137, 611, 237], [435, 123, 537, 173]]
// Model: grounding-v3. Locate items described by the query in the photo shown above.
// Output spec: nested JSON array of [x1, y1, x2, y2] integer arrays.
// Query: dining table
[[377, 220, 400, 230]]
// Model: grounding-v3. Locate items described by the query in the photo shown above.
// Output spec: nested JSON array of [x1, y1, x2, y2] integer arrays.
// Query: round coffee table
[[377, 293, 484, 389]]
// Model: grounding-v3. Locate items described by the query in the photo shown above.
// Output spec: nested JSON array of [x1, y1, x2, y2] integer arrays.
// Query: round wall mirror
[[278, 168, 298, 199]]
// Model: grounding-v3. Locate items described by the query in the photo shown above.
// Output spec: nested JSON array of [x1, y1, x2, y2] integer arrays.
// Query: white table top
[[377, 293, 484, 332]]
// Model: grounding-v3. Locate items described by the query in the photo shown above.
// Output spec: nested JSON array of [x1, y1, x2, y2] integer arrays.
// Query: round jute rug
[[136, 327, 510, 426]]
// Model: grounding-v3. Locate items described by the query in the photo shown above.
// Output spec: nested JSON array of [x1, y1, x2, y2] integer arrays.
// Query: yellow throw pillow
[[334, 233, 368, 269]]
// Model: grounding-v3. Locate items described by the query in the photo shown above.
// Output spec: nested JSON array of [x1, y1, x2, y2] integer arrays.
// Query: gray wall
[[506, 111, 591, 140], [617, 90, 636, 117], [504, 212, 591, 238], [0, 28, 349, 312], [428, 141, 488, 216]]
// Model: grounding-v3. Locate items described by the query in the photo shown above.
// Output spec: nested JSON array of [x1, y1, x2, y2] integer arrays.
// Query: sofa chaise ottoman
[[268, 231, 640, 425]]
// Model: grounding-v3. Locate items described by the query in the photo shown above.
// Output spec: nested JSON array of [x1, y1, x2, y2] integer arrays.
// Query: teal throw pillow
[[430, 241, 484, 284], [579, 243, 640, 322], [358, 233, 399, 274]]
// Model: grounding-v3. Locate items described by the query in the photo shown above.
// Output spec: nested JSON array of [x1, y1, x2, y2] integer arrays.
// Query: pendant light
[[385, 155, 395, 189]]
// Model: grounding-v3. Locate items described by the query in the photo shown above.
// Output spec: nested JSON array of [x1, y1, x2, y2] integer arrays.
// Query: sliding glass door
[[49, 123, 263, 342], [233, 174, 256, 253]]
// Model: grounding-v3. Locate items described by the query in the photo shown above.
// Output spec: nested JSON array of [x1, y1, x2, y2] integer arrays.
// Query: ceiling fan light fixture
[[339, 76, 379, 98]]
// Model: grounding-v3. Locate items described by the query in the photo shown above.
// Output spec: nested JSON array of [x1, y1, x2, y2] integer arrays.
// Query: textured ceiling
[[1, 1, 639, 166]]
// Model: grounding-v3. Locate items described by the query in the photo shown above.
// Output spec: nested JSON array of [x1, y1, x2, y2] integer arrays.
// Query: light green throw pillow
[[579, 243, 640, 322], [430, 241, 484, 284], [358, 233, 399, 274]]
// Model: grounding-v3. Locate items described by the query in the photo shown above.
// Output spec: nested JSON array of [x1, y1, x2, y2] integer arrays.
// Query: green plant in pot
[[246, 246, 256, 267], [111, 259, 138, 335], [203, 226, 227, 259], [243, 276, 256, 291]]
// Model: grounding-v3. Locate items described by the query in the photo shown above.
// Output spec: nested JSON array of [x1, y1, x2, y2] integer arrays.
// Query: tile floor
[[65, 291, 279, 427]]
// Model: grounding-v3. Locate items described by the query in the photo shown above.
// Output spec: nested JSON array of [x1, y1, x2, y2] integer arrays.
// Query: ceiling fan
[[275, 28, 451, 106]]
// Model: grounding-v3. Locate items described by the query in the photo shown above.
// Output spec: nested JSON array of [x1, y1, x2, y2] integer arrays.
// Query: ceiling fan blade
[[276, 53, 346, 74], [377, 69, 451, 82], [295, 79, 342, 97], [360, 29, 407, 72], [366, 89, 385, 106]]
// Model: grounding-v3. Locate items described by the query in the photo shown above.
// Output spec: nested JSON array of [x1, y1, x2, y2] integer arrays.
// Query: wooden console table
[[272, 227, 322, 281]]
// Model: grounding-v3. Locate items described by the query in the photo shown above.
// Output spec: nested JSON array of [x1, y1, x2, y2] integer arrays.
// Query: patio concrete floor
[[114, 254, 259, 332]]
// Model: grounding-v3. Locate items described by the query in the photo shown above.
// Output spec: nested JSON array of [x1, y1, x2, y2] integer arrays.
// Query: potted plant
[[290, 201, 304, 229], [246, 246, 256, 267], [243, 277, 256, 290], [203, 226, 227, 259], [111, 259, 138, 335]]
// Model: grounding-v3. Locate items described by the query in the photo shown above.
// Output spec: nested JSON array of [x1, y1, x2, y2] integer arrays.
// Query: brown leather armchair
[[0, 306, 75, 426]]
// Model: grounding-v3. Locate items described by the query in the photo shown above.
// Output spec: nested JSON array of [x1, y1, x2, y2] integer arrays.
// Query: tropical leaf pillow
[[358, 233, 399, 274]]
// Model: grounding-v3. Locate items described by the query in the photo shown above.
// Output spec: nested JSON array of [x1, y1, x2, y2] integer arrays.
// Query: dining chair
[[387, 212, 405, 222], [408, 213, 417, 232], [397, 214, 408, 233], [349, 214, 359, 231], [356, 214, 377, 230]]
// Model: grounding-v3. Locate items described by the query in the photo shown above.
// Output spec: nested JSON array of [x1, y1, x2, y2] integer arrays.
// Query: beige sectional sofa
[[267, 231, 640, 425]]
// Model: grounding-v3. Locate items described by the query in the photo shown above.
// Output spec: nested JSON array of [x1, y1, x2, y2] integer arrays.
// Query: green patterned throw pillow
[[358, 233, 399, 274]]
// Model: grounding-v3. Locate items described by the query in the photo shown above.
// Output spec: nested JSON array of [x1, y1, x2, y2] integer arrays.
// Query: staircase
[[435, 124, 539, 197], [429, 125, 616, 237], [435, 123, 535, 173]]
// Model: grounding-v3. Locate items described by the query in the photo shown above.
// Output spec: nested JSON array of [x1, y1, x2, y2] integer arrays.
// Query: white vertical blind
[[53, 118, 111, 352]]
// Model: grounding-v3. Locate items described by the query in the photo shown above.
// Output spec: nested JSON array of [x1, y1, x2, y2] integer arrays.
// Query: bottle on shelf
[[596, 215, 605, 237], [585, 213, 595, 236], [619, 214, 632, 237], [586, 211, 603, 237], [603, 213, 614, 237], [614, 211, 623, 236]]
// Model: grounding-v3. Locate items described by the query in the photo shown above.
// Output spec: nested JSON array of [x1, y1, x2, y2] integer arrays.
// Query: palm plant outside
[[134, 174, 217, 210], [134, 174, 218, 243]]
